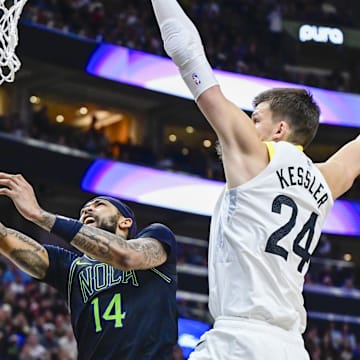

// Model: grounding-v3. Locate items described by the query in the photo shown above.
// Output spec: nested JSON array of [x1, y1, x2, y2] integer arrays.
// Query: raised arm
[[0, 173, 167, 271], [150, 0, 268, 186], [0, 222, 49, 279], [60, 225, 167, 271], [33, 210, 167, 271], [316, 135, 360, 199]]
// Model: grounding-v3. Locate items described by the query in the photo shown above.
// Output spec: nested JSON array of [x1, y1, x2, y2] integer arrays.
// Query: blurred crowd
[[20, 0, 360, 93], [0, 260, 77, 360], [305, 321, 360, 360]]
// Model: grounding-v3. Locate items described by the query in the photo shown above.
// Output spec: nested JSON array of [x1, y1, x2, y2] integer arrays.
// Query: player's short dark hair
[[253, 88, 320, 149]]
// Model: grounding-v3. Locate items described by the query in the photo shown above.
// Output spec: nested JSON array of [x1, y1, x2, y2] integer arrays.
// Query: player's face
[[79, 199, 121, 234], [251, 102, 280, 141]]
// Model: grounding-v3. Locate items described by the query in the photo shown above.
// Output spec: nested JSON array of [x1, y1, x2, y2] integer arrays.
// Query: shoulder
[[137, 223, 175, 241], [137, 223, 176, 253]]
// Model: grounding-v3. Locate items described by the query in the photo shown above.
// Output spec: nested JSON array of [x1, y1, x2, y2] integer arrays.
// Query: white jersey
[[208, 141, 333, 333]]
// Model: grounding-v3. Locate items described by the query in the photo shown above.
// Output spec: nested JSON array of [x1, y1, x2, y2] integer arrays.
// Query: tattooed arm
[[15, 208, 167, 271], [71, 225, 168, 270], [0, 172, 168, 271], [0, 223, 49, 279], [0, 205, 166, 271]]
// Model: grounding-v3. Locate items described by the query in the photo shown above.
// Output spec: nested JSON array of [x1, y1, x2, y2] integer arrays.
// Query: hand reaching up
[[0, 172, 43, 222]]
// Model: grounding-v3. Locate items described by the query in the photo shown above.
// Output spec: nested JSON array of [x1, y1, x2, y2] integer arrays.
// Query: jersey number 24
[[265, 195, 318, 273]]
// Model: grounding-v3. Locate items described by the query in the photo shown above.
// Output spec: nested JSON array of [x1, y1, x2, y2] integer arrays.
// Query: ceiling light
[[56, 115, 65, 123], [169, 134, 177, 142], [343, 253, 352, 262], [185, 126, 194, 134], [29, 96, 40, 104], [203, 139, 212, 148], [79, 106, 88, 115]]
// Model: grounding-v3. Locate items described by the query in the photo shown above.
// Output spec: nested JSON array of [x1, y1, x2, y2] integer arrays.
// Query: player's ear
[[117, 217, 133, 234], [272, 120, 289, 141]]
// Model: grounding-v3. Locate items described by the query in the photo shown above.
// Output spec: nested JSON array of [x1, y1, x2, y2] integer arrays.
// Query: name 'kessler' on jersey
[[276, 165, 329, 208]]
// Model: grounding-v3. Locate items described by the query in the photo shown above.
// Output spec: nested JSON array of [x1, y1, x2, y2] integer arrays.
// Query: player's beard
[[96, 214, 121, 234]]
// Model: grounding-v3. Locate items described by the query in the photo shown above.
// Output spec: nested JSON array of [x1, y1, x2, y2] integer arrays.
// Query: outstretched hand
[[0, 172, 42, 222]]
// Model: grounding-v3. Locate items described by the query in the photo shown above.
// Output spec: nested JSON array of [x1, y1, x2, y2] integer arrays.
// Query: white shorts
[[188, 317, 310, 360]]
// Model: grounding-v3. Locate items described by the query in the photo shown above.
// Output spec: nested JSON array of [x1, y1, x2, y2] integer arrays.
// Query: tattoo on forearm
[[37, 210, 56, 231], [10, 249, 47, 278], [9, 229, 43, 252], [7, 229, 47, 278], [71, 226, 140, 265], [70, 226, 164, 269], [72, 227, 115, 261]]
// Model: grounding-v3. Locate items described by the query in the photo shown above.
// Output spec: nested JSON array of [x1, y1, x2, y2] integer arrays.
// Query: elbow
[[32, 268, 48, 280]]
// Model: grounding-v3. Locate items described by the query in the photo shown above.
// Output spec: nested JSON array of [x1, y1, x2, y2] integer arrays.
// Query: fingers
[[0, 180, 17, 199], [0, 178, 15, 188], [0, 173, 26, 196], [0, 187, 12, 196], [0, 172, 24, 184]]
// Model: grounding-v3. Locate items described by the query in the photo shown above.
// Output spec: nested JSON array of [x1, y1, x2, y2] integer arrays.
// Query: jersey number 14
[[91, 293, 126, 332]]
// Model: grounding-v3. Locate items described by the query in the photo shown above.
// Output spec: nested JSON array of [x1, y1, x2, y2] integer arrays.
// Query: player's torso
[[208, 141, 333, 333], [67, 256, 177, 360]]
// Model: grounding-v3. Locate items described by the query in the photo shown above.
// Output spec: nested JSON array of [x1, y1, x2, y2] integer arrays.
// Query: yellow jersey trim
[[264, 142, 303, 161]]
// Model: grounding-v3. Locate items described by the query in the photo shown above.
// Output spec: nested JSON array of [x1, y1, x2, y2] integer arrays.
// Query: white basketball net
[[0, 0, 28, 85]]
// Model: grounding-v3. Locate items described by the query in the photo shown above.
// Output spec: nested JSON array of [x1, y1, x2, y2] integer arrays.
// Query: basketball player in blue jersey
[[149, 1, 360, 359], [0, 173, 178, 360]]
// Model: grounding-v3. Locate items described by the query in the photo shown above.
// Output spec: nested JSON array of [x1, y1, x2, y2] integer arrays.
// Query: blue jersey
[[43, 223, 177, 360]]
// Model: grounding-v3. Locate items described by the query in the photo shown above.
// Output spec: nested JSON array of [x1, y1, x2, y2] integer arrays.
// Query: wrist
[[30, 207, 46, 224], [180, 55, 218, 101], [50, 215, 83, 243], [30, 208, 55, 232]]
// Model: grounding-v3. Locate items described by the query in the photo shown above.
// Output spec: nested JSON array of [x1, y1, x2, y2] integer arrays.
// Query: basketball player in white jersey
[[150, 1, 360, 359]]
